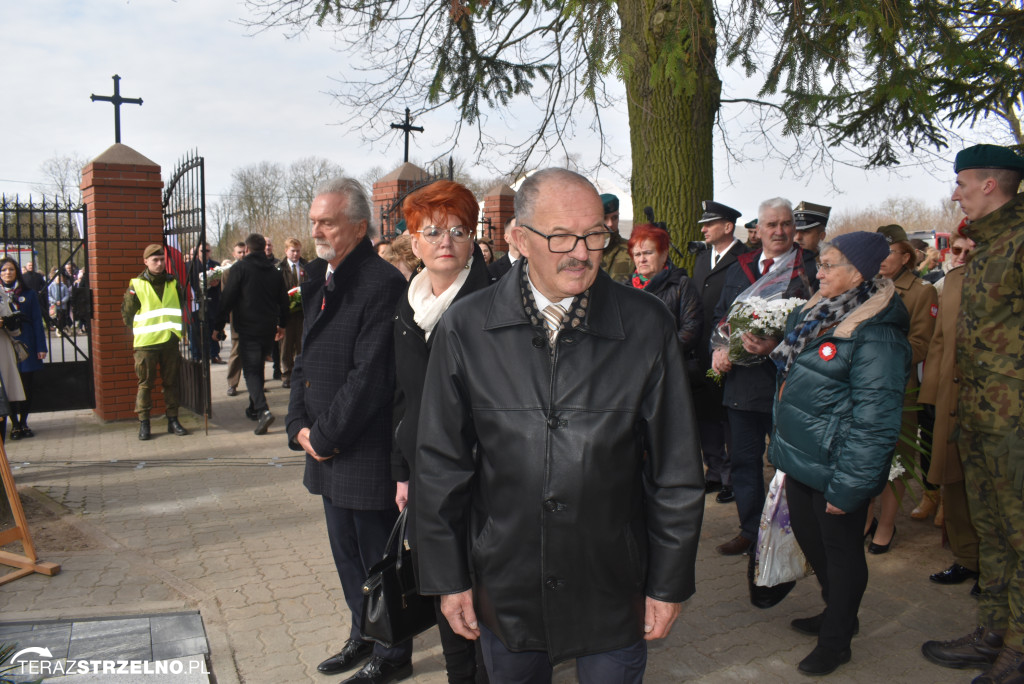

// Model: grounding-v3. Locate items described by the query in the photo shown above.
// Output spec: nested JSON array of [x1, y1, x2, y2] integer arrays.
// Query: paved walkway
[[1, 362, 978, 682]]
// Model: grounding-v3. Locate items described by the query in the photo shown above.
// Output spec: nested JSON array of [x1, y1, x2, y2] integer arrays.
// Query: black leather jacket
[[413, 260, 705, 662]]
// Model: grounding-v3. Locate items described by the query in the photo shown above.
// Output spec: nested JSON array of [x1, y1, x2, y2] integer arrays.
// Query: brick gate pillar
[[371, 162, 428, 237], [80, 144, 164, 421], [482, 184, 516, 253]]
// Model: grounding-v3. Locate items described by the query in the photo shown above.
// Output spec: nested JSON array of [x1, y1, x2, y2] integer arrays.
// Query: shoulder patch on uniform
[[819, 342, 837, 361], [930, 304, 938, 318]]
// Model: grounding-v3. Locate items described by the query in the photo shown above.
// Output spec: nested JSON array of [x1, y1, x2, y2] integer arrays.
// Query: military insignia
[[930, 304, 938, 318], [819, 342, 837, 361]]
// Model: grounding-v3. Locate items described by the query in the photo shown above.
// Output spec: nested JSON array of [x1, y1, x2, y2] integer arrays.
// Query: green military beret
[[600, 193, 619, 214], [744, 218, 758, 230], [876, 224, 909, 244], [395, 219, 407, 235], [954, 144, 1024, 174]]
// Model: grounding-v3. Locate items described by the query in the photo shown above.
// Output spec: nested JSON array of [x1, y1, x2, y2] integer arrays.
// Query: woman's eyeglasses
[[420, 225, 472, 244]]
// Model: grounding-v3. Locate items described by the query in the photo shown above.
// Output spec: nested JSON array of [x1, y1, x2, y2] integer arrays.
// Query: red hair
[[402, 180, 479, 234], [627, 223, 670, 255]]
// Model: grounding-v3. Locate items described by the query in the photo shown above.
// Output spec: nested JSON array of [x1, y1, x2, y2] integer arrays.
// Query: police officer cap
[[744, 218, 758, 230], [794, 201, 831, 231], [954, 144, 1024, 174], [696, 200, 741, 225], [876, 224, 909, 244], [143, 244, 165, 259], [600, 193, 619, 215]]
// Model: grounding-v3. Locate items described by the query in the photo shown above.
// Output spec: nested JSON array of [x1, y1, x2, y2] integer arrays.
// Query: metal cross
[[390, 108, 424, 163], [90, 75, 143, 144]]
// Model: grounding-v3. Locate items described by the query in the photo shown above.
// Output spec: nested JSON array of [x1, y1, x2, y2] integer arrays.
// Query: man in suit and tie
[[286, 178, 413, 684], [488, 217, 520, 282], [277, 237, 307, 389], [691, 201, 747, 505]]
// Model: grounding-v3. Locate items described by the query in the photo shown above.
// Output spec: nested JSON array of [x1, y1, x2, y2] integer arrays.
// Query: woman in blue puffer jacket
[[767, 231, 912, 677]]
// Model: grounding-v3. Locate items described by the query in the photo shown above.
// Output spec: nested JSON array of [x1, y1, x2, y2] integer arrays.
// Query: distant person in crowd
[[264, 236, 279, 266], [385, 233, 419, 281], [792, 201, 830, 255], [187, 242, 222, 362], [414, 168, 704, 683], [476, 236, 495, 264], [599, 193, 632, 283], [711, 197, 816, 608], [744, 218, 760, 248], [225, 241, 246, 395], [47, 268, 71, 336], [0, 257, 45, 440], [376, 238, 394, 260], [21, 262, 46, 310], [919, 223, 980, 597], [391, 180, 492, 684], [691, 200, 748, 504], [922, 144, 1024, 682], [215, 233, 288, 436], [0, 281, 26, 444], [277, 237, 307, 389], [487, 217, 519, 282], [627, 222, 703, 380], [864, 224, 938, 553], [919, 246, 943, 284], [286, 178, 412, 684], [769, 231, 910, 676], [267, 235, 283, 380], [70, 267, 90, 335], [121, 245, 188, 441]]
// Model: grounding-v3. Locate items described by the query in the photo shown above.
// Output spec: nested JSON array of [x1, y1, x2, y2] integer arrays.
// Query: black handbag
[[360, 508, 437, 647]]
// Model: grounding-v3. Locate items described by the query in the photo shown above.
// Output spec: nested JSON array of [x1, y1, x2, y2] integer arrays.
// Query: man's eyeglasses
[[420, 225, 472, 244], [951, 247, 968, 255], [521, 224, 612, 253], [815, 259, 854, 272]]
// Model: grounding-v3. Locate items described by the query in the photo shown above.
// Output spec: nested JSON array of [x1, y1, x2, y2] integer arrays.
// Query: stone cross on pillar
[[390, 108, 424, 163], [90, 74, 143, 144]]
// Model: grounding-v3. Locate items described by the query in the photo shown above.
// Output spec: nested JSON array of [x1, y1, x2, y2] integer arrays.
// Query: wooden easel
[[0, 440, 60, 585]]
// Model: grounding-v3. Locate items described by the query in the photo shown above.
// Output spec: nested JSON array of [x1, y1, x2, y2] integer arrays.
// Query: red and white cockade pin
[[930, 304, 938, 318], [819, 342, 837, 361]]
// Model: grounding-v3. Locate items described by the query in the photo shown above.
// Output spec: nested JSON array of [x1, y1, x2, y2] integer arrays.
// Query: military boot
[[922, 627, 1003, 669], [973, 647, 1024, 684], [138, 420, 151, 441], [167, 417, 188, 436]]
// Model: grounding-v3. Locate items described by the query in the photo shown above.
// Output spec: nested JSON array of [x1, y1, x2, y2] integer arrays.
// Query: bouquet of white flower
[[717, 296, 807, 366]]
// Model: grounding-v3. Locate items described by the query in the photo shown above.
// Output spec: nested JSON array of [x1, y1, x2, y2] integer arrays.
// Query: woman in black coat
[[627, 222, 703, 380], [391, 180, 491, 684]]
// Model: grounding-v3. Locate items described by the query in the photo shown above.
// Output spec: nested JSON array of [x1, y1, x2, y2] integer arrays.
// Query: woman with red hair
[[627, 223, 703, 379]]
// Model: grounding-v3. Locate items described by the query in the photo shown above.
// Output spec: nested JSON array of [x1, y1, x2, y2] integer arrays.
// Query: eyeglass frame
[[520, 224, 613, 253], [419, 225, 473, 244], [815, 258, 855, 273]]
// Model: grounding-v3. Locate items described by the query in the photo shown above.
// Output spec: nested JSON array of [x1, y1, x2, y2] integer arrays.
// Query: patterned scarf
[[519, 261, 590, 341], [770, 279, 877, 379]]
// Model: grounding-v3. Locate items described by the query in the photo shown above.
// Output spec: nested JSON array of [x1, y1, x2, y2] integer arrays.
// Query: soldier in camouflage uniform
[[921, 144, 1024, 684], [599, 193, 633, 284]]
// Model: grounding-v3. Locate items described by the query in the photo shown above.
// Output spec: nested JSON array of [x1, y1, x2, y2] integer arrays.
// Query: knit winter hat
[[829, 232, 891, 281]]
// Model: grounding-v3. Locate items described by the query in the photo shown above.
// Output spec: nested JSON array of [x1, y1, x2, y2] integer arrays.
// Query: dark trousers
[[238, 336, 273, 413], [699, 416, 732, 486], [727, 408, 773, 540], [479, 626, 645, 684], [786, 477, 869, 652], [434, 597, 487, 684], [12, 370, 35, 429], [322, 498, 413, 663]]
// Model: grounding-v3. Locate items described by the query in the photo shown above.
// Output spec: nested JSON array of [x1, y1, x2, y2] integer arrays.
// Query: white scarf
[[408, 255, 473, 341]]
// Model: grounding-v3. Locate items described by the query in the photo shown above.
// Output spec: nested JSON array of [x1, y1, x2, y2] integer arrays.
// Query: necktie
[[293, 263, 300, 281], [761, 258, 774, 276], [321, 270, 333, 311], [541, 304, 567, 345]]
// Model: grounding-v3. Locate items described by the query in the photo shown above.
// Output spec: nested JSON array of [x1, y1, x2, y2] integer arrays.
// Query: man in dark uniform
[[744, 218, 760, 249], [691, 200, 748, 504], [121, 244, 189, 441], [277, 237, 307, 389], [922, 144, 1024, 683], [793, 201, 831, 255]]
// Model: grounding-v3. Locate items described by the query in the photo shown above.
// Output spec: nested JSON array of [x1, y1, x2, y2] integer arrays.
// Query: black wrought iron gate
[[0, 195, 94, 412], [162, 152, 211, 418]]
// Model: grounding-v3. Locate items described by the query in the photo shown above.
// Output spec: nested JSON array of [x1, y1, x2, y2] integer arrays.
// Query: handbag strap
[[383, 508, 410, 567]]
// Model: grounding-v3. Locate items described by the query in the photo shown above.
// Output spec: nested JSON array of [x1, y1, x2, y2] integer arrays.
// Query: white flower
[[889, 458, 906, 482]]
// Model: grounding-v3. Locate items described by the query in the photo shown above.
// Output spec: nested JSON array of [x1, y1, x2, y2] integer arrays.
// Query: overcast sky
[[1, 0, 981, 225]]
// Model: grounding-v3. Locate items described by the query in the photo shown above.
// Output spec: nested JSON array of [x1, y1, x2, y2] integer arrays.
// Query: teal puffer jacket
[[768, 281, 912, 513]]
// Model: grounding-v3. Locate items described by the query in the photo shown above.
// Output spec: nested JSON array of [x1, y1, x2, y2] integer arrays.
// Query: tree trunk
[[617, 0, 720, 272]]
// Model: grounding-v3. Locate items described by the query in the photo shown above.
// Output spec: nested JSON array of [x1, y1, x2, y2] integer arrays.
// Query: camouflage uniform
[[957, 192, 1024, 649], [600, 234, 633, 284]]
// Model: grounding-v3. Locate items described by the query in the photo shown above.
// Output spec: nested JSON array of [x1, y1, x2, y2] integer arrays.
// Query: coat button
[[532, 336, 545, 348], [547, 416, 560, 429]]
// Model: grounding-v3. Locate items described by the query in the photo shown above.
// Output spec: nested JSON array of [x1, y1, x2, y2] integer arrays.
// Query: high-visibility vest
[[131, 277, 182, 347]]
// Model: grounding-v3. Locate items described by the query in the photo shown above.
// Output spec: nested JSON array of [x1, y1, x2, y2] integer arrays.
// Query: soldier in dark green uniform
[[922, 144, 1024, 684], [121, 244, 189, 441], [599, 193, 633, 284]]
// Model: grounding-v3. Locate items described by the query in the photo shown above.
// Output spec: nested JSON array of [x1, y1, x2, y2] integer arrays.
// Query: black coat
[[215, 253, 288, 339], [635, 266, 703, 383], [487, 254, 514, 283], [712, 246, 818, 413], [691, 240, 748, 370], [391, 249, 492, 482], [413, 260, 705, 662], [287, 239, 407, 510]]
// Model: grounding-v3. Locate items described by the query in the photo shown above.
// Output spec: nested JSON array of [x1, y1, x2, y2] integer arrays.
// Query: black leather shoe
[[21, 426, 33, 438], [138, 420, 151, 441], [790, 613, 859, 636], [254, 410, 275, 435], [705, 480, 723, 494], [716, 486, 735, 504], [868, 526, 896, 554], [798, 645, 851, 676], [931, 563, 980, 585], [244, 406, 258, 421], [167, 417, 188, 436], [716, 534, 751, 556], [341, 656, 412, 684], [864, 517, 878, 541], [317, 640, 374, 675], [9, 428, 23, 440], [922, 627, 1003, 669], [282, 379, 290, 389], [226, 386, 238, 397]]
